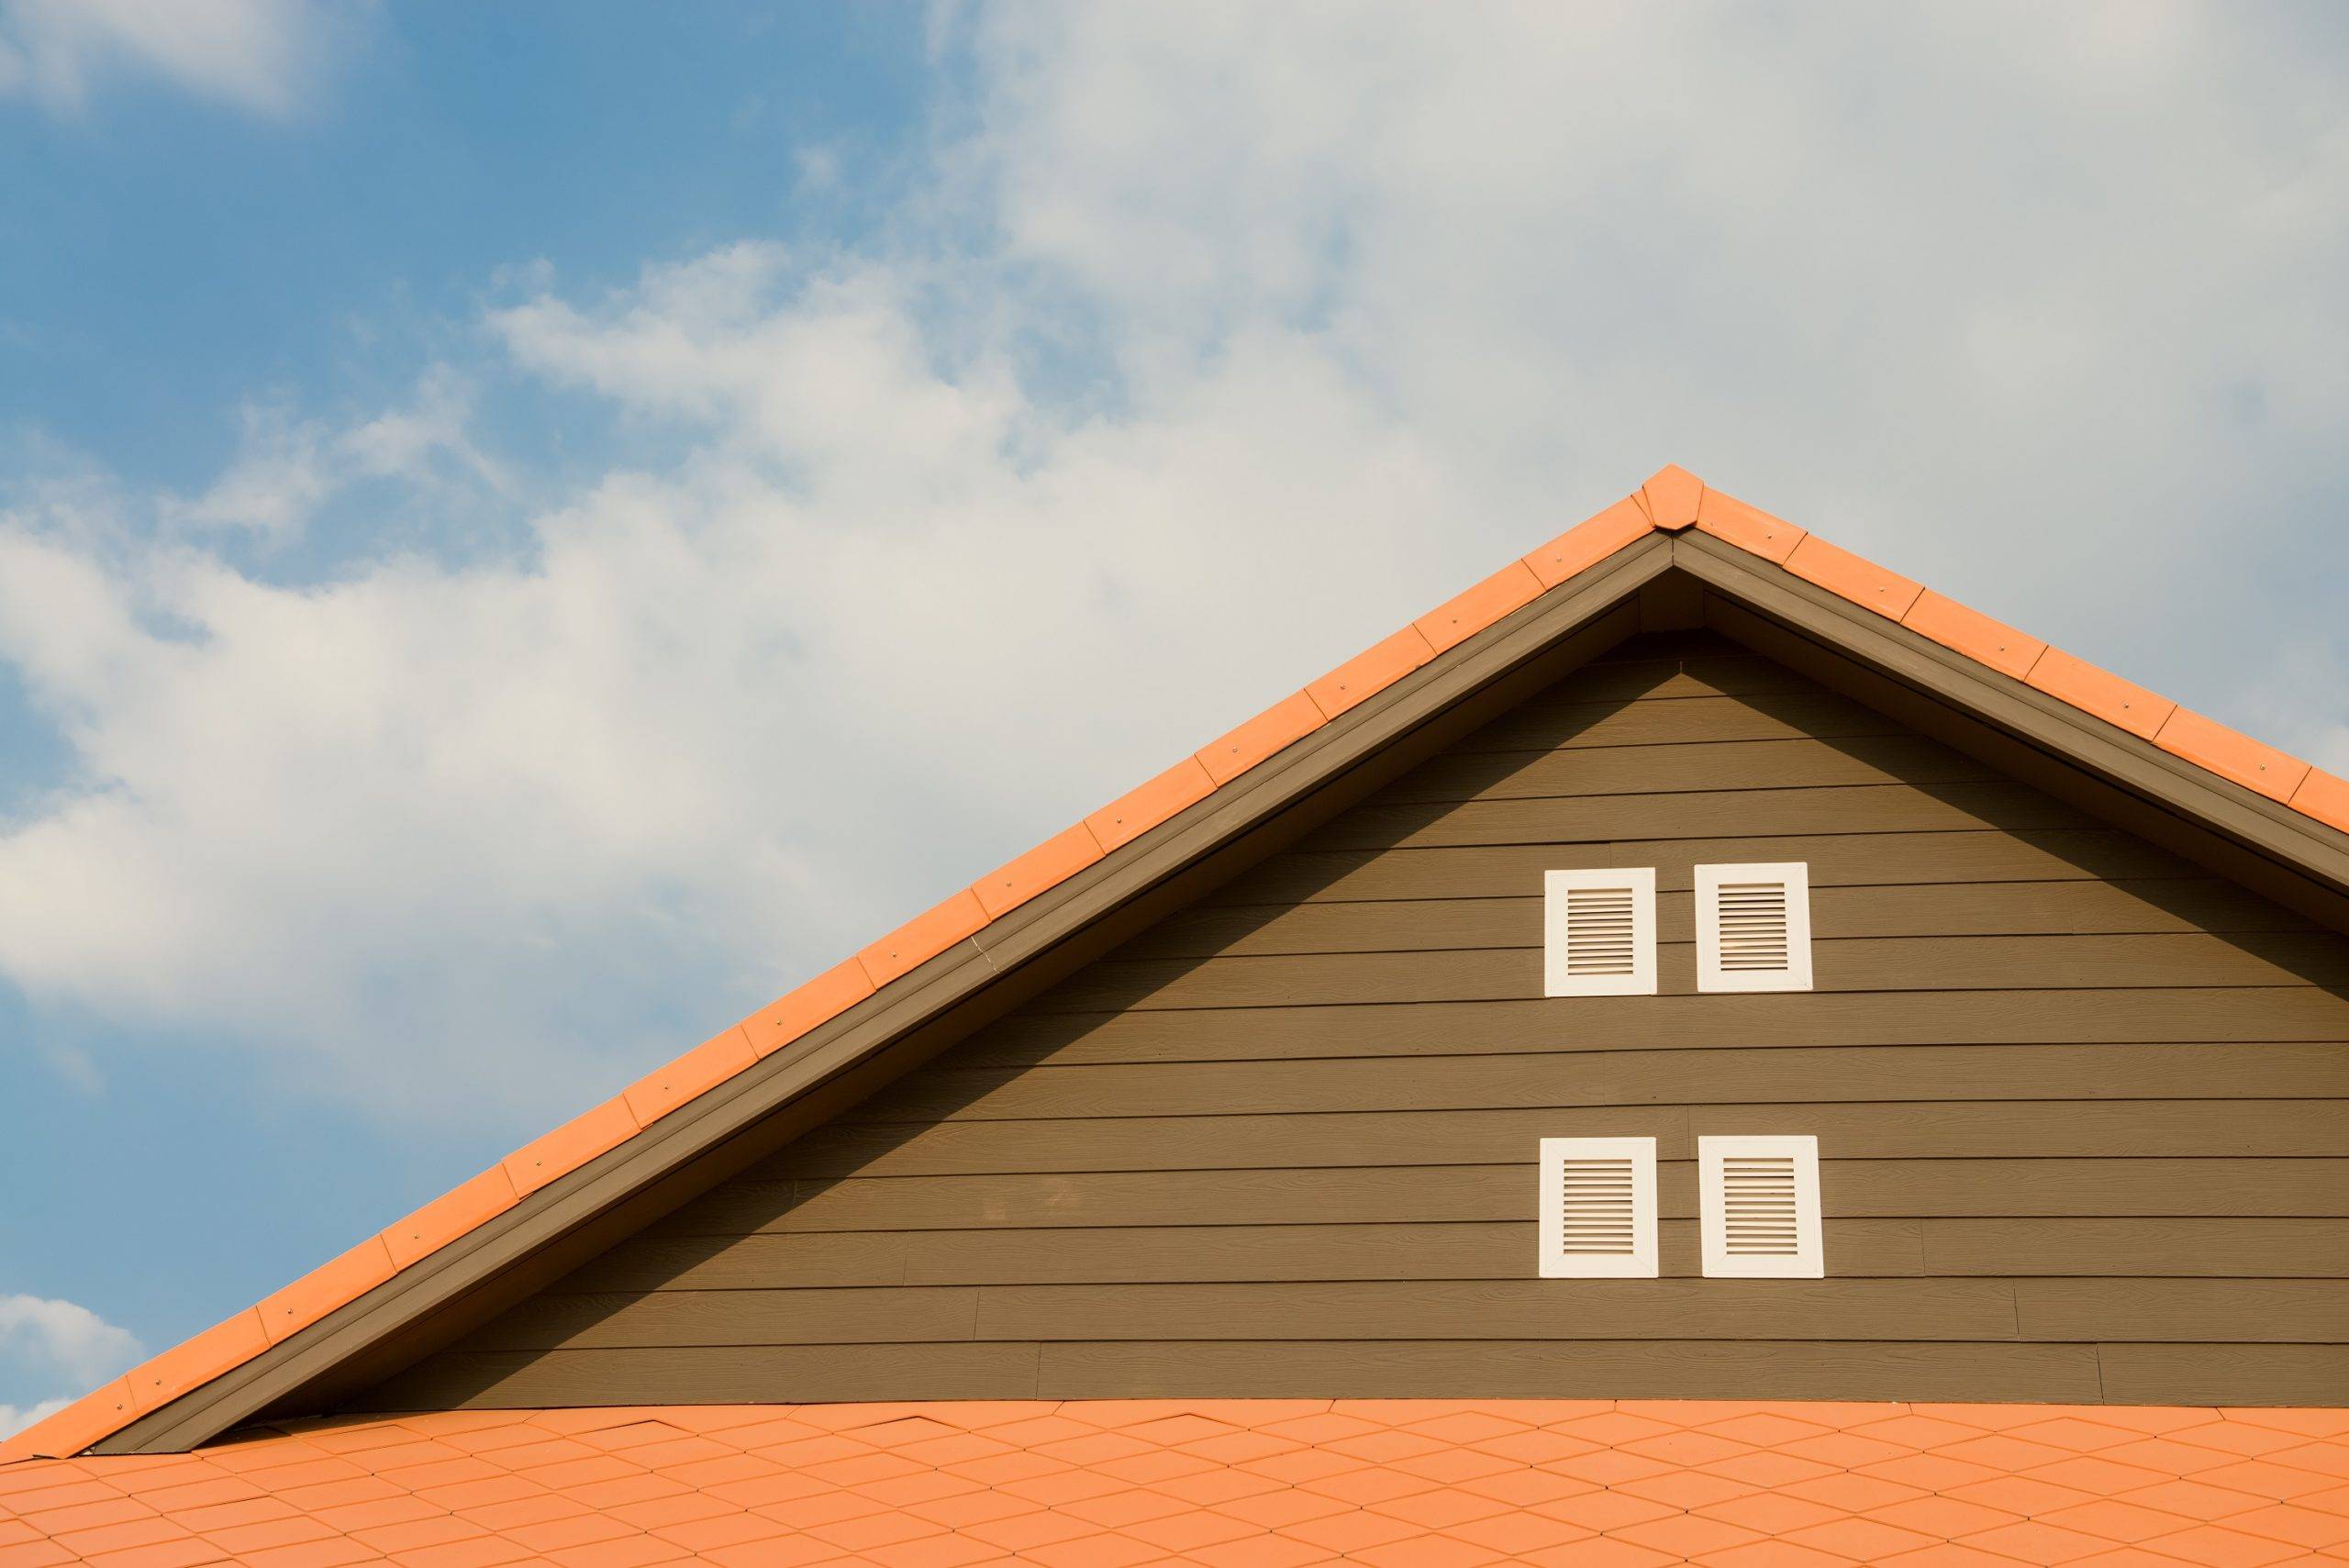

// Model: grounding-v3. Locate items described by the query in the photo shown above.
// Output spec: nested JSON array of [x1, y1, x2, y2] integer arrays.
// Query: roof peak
[[1639, 462, 1705, 529]]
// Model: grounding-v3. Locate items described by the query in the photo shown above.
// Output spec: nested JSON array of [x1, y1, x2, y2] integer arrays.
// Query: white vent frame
[[1537, 1136, 1659, 1279], [1698, 1134, 1824, 1278], [1543, 868, 1657, 996], [1695, 862, 1814, 993]]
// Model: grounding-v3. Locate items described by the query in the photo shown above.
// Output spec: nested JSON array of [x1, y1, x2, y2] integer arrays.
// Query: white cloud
[[0, 0, 337, 116], [0, 1294, 141, 1431], [165, 368, 504, 541], [0, 4, 2343, 1125]]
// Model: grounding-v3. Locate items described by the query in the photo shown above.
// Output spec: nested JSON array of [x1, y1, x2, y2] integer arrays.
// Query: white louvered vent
[[1699, 1135, 1824, 1278], [1538, 1136, 1658, 1278], [1543, 868, 1657, 996], [1696, 862, 1813, 993]]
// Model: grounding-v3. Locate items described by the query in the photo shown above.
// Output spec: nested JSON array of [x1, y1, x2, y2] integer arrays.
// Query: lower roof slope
[[7, 1397, 2349, 1567], [11, 464, 2349, 1464]]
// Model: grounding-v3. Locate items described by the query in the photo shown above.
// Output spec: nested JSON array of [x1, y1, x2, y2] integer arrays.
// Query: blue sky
[[2, 2, 2345, 1431]]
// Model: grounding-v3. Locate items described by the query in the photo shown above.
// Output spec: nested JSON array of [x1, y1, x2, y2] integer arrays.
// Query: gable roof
[[11, 464, 2347, 1465]]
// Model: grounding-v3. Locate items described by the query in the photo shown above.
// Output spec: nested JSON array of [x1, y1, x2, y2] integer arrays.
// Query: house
[[6, 464, 2348, 1565]]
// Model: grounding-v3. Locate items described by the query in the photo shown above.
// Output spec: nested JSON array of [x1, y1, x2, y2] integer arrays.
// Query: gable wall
[[362, 632, 2349, 1411]]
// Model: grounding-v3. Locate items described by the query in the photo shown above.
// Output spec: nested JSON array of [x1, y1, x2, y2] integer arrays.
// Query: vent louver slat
[[1715, 884, 1789, 972], [1564, 887, 1636, 975], [1556, 1158, 1636, 1253], [1721, 1156, 1800, 1255]]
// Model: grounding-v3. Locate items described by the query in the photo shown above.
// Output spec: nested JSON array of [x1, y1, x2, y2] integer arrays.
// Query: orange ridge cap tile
[[381, 1164, 521, 1272], [1695, 488, 1806, 564], [623, 1025, 758, 1128], [1783, 533, 1923, 620], [257, 1236, 399, 1344], [1522, 497, 1655, 589], [1307, 627, 1438, 721], [1197, 690, 1325, 787], [126, 1310, 271, 1417], [2289, 766, 2349, 835], [740, 957, 874, 1059], [2154, 707, 2312, 805], [974, 822, 1107, 918], [1414, 561, 1544, 655], [1641, 464, 1704, 530], [0, 1376, 138, 1461], [858, 888, 989, 989], [1085, 757, 1216, 855], [1900, 590, 2048, 682], [2025, 648, 2176, 742], [503, 1095, 641, 1199]]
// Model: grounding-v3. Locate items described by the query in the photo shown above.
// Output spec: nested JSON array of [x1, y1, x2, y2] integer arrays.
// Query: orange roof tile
[[1783, 532, 1924, 620], [1640, 462, 1705, 530], [623, 1028, 758, 1129], [1899, 591, 2047, 682], [2026, 647, 2176, 740], [7, 1400, 2349, 1566], [16, 464, 2344, 1467], [2154, 707, 2312, 805], [1413, 561, 1544, 654], [1306, 627, 1437, 721], [1084, 758, 1216, 855], [1693, 488, 1804, 563]]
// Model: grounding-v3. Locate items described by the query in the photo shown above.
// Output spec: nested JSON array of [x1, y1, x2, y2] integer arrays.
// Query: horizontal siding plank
[[1035, 1340, 2106, 1405], [1029, 934, 2349, 1014], [1309, 782, 2097, 853], [1208, 830, 2191, 906], [777, 1106, 1687, 1178], [463, 1286, 977, 1351], [2097, 1343, 2349, 1406], [357, 1342, 1043, 1412], [484, 1278, 2019, 1350], [961, 989, 2349, 1067], [969, 1279, 2019, 1343], [772, 1100, 2349, 1179], [1701, 1100, 2349, 1157], [1126, 880, 2312, 961], [666, 1159, 2349, 1236], [561, 1232, 912, 1294], [1376, 734, 2000, 804], [1500, 652, 1815, 706], [1922, 1218, 2349, 1278], [844, 1046, 2349, 1125], [2018, 1280, 2349, 1343], [1456, 690, 1902, 755], [568, 1219, 1932, 1292]]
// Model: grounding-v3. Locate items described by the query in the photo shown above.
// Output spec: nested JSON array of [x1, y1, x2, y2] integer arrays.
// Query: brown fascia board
[[1674, 532, 2349, 934], [95, 533, 1675, 1454]]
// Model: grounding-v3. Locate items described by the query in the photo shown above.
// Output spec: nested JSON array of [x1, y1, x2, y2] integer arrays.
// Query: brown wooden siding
[[365, 631, 2349, 1410]]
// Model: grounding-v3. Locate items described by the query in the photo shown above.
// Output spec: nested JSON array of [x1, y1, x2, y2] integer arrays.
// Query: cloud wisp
[[0, 0, 341, 117]]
